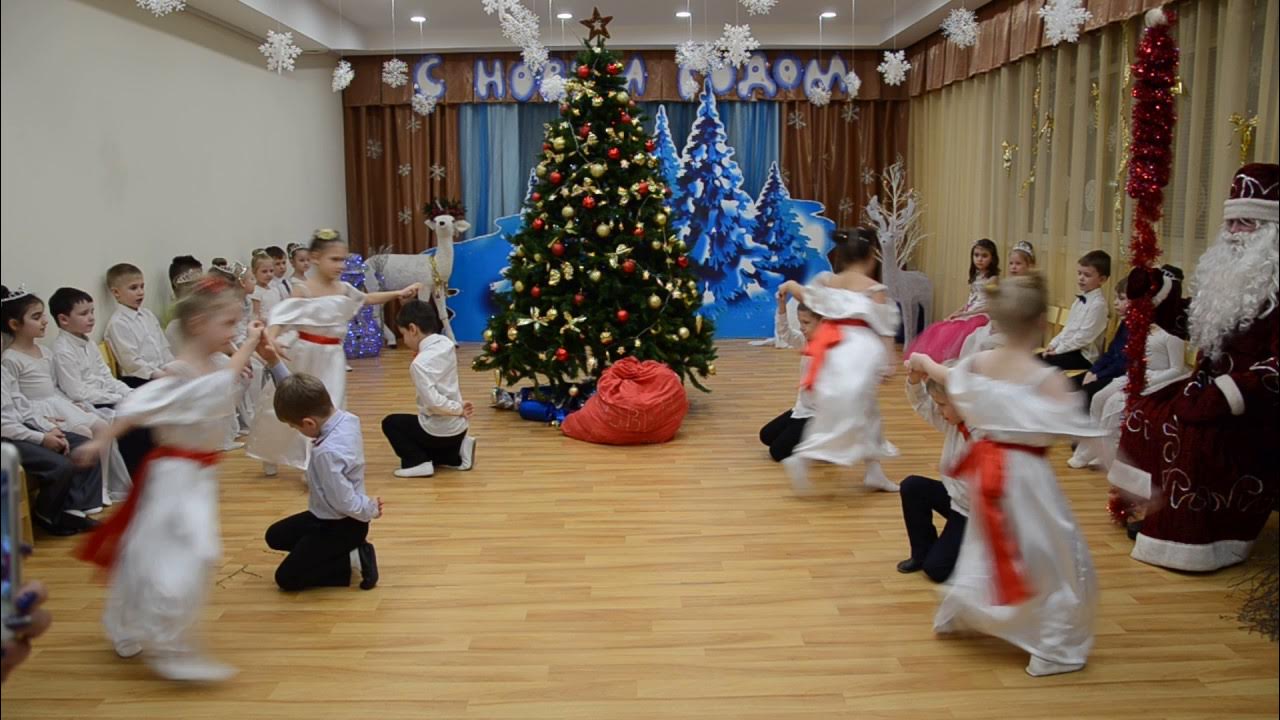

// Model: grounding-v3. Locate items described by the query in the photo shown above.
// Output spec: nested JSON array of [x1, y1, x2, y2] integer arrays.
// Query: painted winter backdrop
[[439, 81, 837, 341]]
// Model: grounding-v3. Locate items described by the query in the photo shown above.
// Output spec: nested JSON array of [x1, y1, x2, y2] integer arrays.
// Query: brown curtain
[[342, 104, 461, 258], [780, 101, 910, 230]]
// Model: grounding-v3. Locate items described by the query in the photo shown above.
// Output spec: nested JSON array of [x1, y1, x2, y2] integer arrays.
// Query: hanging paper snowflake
[[405, 116, 423, 132], [739, 0, 777, 15], [366, 139, 383, 160], [429, 164, 447, 180], [716, 24, 759, 69], [676, 41, 721, 75], [878, 50, 912, 87], [805, 80, 832, 107], [398, 208, 413, 225], [484, 0, 548, 74], [844, 71, 862, 99], [539, 72, 567, 103], [397, 163, 412, 177], [1038, 0, 1092, 46], [136, 0, 185, 17], [841, 102, 860, 124], [383, 58, 409, 88], [259, 30, 303, 74], [411, 92, 438, 116], [786, 110, 807, 130], [521, 44, 549, 74], [332, 59, 354, 92], [941, 7, 979, 48]]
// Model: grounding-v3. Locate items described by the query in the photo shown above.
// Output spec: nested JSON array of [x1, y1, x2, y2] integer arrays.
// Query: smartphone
[[1, 442, 26, 642]]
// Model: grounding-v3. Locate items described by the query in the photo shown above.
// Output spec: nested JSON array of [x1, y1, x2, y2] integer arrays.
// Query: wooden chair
[[99, 341, 118, 377]]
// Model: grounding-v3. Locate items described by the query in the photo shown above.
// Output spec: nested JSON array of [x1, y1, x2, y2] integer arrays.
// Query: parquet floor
[[3, 343, 1277, 719]]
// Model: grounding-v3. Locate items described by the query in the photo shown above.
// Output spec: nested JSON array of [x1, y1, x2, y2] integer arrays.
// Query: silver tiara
[[1012, 241, 1035, 257], [1, 284, 32, 304], [174, 268, 204, 286]]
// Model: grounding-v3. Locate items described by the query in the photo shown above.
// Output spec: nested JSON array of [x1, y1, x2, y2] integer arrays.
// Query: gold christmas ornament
[[677, 240, 688, 252], [695, 316, 703, 333], [546, 307, 559, 320], [634, 339, 642, 348], [600, 330, 613, 343], [641, 271, 650, 281], [582, 178, 594, 187], [591, 96, 604, 107], [632, 152, 646, 165], [552, 136, 567, 151], [655, 212, 668, 226], [647, 294, 661, 309], [548, 269, 562, 286], [507, 326, 519, 340], [677, 326, 690, 339], [535, 165, 547, 177], [707, 363, 716, 376], [616, 91, 630, 103], [590, 163, 606, 177], [573, 108, 582, 116], [513, 280, 525, 293], [651, 240, 662, 250], [561, 205, 576, 219], [483, 329, 494, 341], [563, 263, 575, 279], [596, 223, 612, 238], [672, 290, 684, 300], [538, 352, 547, 361], [589, 269, 602, 282], [533, 253, 543, 263], [568, 385, 580, 397]]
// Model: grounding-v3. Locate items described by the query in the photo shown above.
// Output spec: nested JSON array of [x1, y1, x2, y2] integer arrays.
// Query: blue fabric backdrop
[[460, 102, 780, 235]]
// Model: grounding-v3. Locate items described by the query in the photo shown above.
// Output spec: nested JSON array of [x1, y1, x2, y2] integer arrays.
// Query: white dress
[[935, 358, 1108, 667], [2, 346, 132, 501], [103, 361, 236, 655], [791, 275, 900, 466]]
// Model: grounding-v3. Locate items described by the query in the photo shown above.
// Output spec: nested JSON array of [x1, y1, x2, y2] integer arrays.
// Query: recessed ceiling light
[[676, 11, 692, 18], [819, 11, 837, 18], [557, 11, 573, 19], [410, 15, 426, 23]]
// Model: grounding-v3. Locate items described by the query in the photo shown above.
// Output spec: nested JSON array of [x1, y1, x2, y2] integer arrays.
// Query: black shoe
[[34, 515, 78, 537], [61, 513, 101, 533], [357, 542, 379, 590], [897, 558, 924, 574], [1126, 520, 1144, 540]]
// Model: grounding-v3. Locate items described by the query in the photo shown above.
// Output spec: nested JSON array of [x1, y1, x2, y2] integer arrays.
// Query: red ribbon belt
[[76, 446, 220, 571], [950, 439, 1046, 606], [298, 331, 341, 345], [801, 319, 869, 390]]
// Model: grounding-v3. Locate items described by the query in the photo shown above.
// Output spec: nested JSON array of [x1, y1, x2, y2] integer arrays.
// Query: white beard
[[1188, 221, 1279, 359]]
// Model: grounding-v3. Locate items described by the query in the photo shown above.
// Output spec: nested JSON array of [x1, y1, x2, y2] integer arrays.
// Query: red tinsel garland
[[1124, 7, 1179, 404]]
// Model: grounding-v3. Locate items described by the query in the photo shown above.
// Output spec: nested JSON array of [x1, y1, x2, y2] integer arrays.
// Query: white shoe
[[444, 437, 476, 471], [1026, 656, 1085, 677], [221, 441, 245, 452], [101, 496, 114, 507], [346, 364, 353, 372], [863, 463, 899, 492], [394, 461, 435, 478], [263, 462, 278, 477], [84, 506, 105, 516], [782, 456, 815, 496], [148, 653, 238, 683], [114, 638, 143, 659]]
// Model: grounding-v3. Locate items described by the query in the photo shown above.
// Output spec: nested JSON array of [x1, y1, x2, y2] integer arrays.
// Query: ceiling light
[[819, 11, 837, 18], [557, 11, 573, 19], [676, 11, 692, 18], [410, 15, 426, 23]]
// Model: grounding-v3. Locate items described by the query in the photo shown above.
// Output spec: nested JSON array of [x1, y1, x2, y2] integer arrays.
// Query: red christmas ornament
[[637, 182, 650, 196], [582, 195, 597, 209], [579, 122, 592, 138], [574, 293, 586, 305], [676, 256, 690, 269], [621, 259, 636, 274], [606, 62, 622, 75], [615, 309, 630, 323], [576, 64, 590, 79], [559, 103, 570, 114], [531, 192, 542, 202], [607, 147, 622, 161], [531, 285, 542, 299], [620, 112, 632, 124], [555, 347, 569, 362], [549, 171, 563, 185], [645, 139, 656, 152], [531, 218, 545, 231], [551, 241, 565, 257], [489, 342, 500, 352], [542, 142, 550, 152], [632, 226, 644, 237]]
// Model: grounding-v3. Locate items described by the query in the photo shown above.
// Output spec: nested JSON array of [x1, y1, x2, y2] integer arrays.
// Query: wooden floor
[[3, 343, 1277, 719]]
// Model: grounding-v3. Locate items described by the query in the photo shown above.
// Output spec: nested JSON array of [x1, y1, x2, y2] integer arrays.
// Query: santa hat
[[1223, 163, 1280, 222]]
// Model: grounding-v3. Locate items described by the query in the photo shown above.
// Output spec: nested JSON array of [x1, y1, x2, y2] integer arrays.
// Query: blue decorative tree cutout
[[342, 253, 382, 359], [672, 78, 762, 309], [652, 105, 682, 210], [752, 161, 808, 285]]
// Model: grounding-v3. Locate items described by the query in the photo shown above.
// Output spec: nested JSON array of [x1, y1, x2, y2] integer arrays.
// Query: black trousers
[[1081, 376, 1112, 407], [900, 475, 967, 583], [759, 410, 808, 462], [380, 414, 466, 468], [265, 511, 369, 591], [94, 403, 154, 475], [1042, 350, 1092, 372], [10, 432, 104, 519], [120, 376, 150, 389]]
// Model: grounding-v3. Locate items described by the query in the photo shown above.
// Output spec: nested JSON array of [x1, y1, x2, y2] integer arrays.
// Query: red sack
[[562, 357, 689, 445]]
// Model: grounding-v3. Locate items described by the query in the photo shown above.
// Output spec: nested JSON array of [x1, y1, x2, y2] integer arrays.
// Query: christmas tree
[[671, 78, 761, 308], [752, 161, 808, 284], [473, 34, 717, 395], [651, 105, 683, 208], [342, 253, 383, 359]]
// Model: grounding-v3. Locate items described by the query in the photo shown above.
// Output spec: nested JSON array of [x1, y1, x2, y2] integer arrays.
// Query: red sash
[[298, 331, 341, 345], [950, 439, 1047, 606], [76, 447, 220, 571], [800, 319, 869, 390]]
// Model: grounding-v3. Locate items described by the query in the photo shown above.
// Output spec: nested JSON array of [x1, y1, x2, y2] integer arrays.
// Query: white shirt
[[105, 305, 174, 380], [412, 334, 468, 437], [1, 364, 52, 444], [270, 276, 293, 302], [774, 307, 806, 350], [307, 411, 378, 521], [51, 331, 132, 406], [906, 380, 971, 516], [250, 284, 282, 323], [1047, 287, 1108, 362]]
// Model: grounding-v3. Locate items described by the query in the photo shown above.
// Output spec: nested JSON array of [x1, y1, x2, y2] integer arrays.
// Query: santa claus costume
[[1108, 163, 1280, 572]]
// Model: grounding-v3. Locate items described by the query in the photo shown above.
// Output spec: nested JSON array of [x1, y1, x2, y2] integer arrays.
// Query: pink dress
[[906, 277, 992, 362]]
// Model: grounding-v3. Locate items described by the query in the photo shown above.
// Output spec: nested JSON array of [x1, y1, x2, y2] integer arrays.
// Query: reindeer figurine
[[366, 213, 470, 342], [864, 161, 932, 346]]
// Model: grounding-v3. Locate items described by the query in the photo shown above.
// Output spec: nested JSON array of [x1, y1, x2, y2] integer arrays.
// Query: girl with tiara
[[777, 227, 901, 495], [960, 241, 1036, 357], [75, 277, 264, 682], [907, 273, 1109, 677], [905, 239, 1000, 362]]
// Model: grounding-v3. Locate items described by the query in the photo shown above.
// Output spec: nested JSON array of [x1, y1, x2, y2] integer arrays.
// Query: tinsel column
[[343, 253, 383, 359], [1123, 7, 1178, 403]]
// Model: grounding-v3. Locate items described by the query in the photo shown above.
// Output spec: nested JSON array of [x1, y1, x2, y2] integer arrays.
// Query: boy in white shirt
[[103, 263, 174, 387], [380, 300, 475, 478], [264, 246, 292, 298], [758, 296, 821, 462], [1042, 250, 1111, 374]]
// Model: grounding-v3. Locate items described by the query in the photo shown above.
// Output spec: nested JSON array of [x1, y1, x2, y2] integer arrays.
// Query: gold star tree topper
[[580, 6, 613, 40]]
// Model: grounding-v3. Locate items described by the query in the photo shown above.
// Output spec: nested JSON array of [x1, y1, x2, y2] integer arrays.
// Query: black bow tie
[[1076, 294, 1087, 303]]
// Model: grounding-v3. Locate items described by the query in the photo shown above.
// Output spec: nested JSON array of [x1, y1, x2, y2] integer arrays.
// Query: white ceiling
[[184, 0, 990, 54]]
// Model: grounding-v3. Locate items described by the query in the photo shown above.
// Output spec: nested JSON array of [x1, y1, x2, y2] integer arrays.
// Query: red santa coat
[[1109, 309, 1279, 571]]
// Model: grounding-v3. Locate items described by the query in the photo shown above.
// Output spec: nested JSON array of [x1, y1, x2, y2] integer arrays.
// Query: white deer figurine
[[366, 214, 470, 342], [865, 162, 932, 346]]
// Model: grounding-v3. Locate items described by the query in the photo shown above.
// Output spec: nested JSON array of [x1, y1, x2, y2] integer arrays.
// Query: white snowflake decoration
[[411, 93, 438, 116], [397, 163, 412, 177], [136, 0, 185, 17], [429, 164, 447, 181], [681, 76, 701, 97], [739, 0, 777, 14], [383, 58, 409, 88], [786, 110, 807, 130], [878, 50, 912, 87], [398, 208, 413, 225], [805, 80, 832, 107], [332, 59, 354, 93], [258, 30, 303, 74], [539, 72, 567, 103], [676, 41, 721, 75], [484, 0, 548, 73], [860, 165, 877, 186], [405, 116, 423, 133], [841, 102, 860, 124], [716, 24, 759, 69], [366, 139, 383, 160], [941, 8, 980, 49], [838, 197, 855, 220], [1038, 0, 1092, 46], [845, 71, 862, 99]]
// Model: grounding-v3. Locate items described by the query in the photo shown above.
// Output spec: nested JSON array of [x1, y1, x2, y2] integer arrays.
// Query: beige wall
[[1, 0, 346, 334]]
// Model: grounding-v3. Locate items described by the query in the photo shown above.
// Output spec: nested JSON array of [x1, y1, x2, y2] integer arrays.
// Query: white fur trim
[[1108, 459, 1152, 499], [1223, 198, 1280, 222], [1213, 375, 1246, 416], [1131, 534, 1254, 572], [1144, 7, 1168, 27], [1152, 275, 1173, 307]]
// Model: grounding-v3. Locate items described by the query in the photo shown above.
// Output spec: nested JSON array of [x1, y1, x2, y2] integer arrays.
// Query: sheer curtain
[[908, 0, 1279, 314]]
